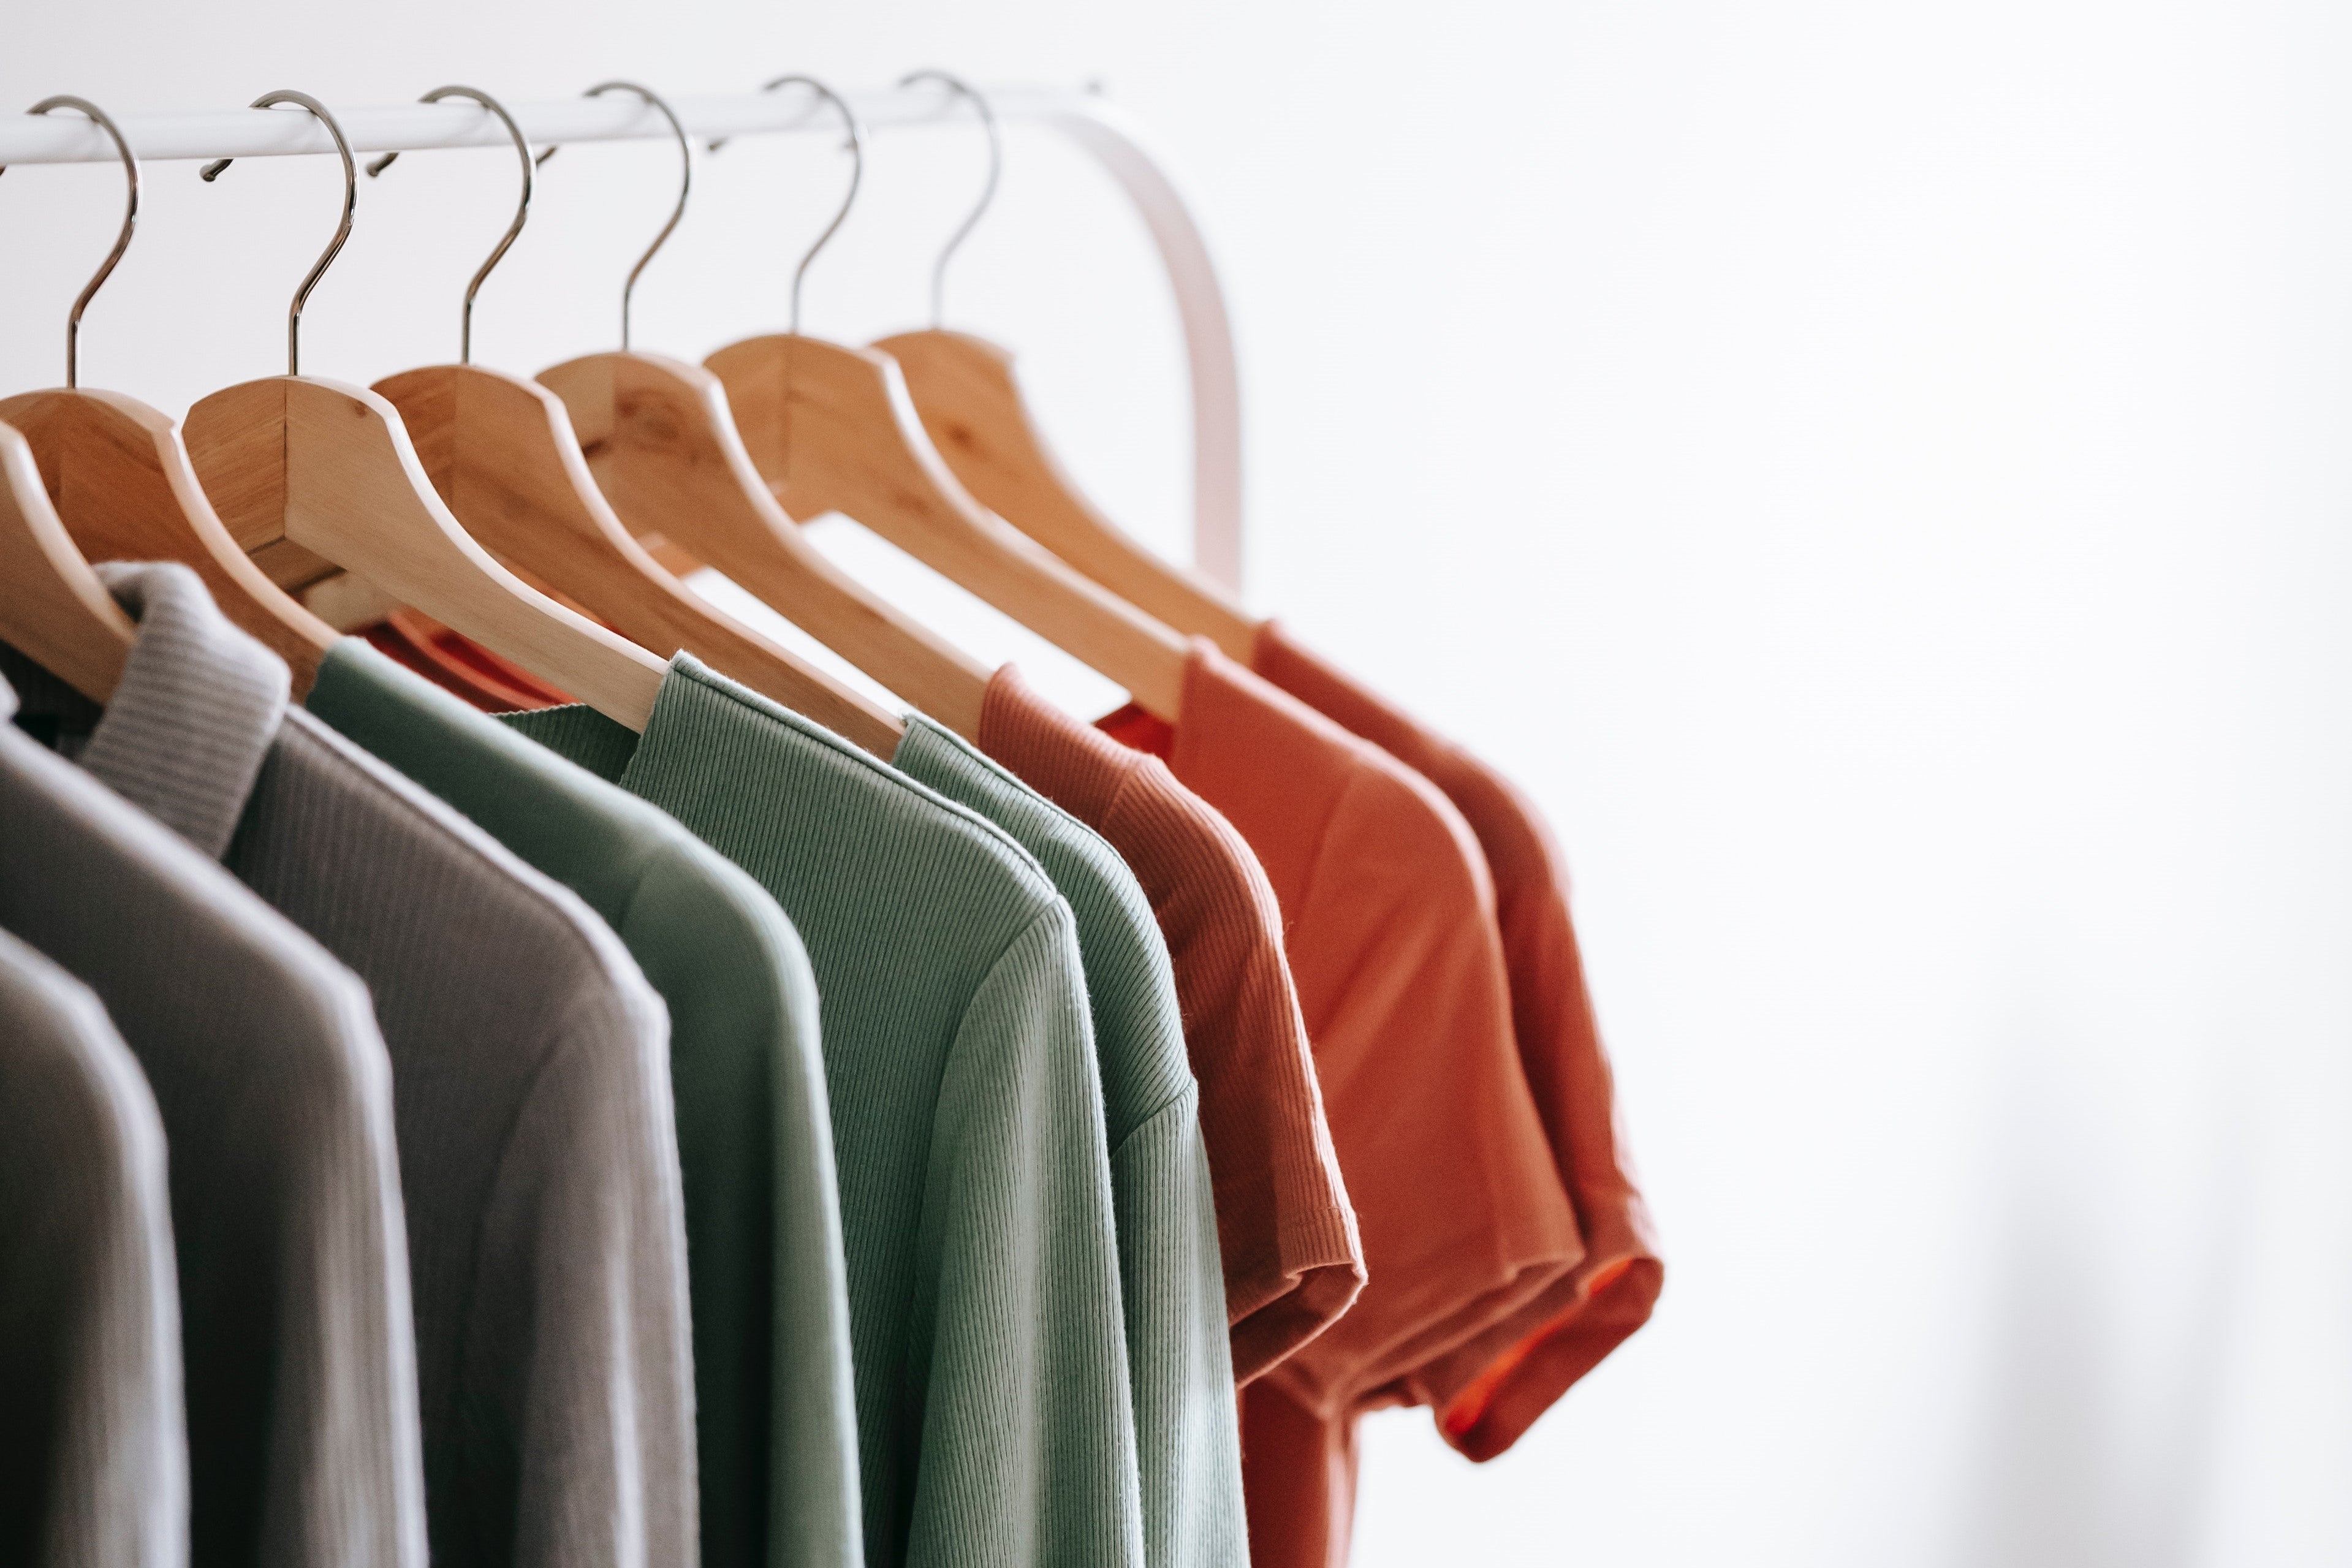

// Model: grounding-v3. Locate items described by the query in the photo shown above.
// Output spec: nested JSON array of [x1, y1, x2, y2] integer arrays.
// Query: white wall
[[9, 2, 2352, 1564]]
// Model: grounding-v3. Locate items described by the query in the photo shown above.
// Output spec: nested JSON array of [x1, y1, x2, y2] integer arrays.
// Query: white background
[[8, 2, 2352, 1564]]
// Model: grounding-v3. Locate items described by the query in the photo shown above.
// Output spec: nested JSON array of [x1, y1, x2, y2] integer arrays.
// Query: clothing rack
[[0, 81, 1244, 589]]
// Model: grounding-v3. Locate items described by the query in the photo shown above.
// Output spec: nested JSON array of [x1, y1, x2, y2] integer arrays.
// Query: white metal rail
[[0, 83, 1244, 589]]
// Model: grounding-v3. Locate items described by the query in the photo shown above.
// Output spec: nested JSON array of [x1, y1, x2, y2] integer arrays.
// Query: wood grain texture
[[539, 349, 992, 740], [702, 333, 1191, 722], [0, 385, 334, 693], [374, 362, 902, 756], [877, 328, 1260, 663], [185, 374, 664, 732], [0, 419, 132, 701]]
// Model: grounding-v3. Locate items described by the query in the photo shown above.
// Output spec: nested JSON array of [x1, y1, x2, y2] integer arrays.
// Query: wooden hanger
[[538, 349, 989, 737], [365, 86, 901, 756], [701, 75, 1190, 721], [523, 80, 991, 739], [878, 328, 1258, 661], [0, 95, 335, 692], [0, 418, 132, 702], [866, 75, 1254, 662], [183, 90, 664, 732]]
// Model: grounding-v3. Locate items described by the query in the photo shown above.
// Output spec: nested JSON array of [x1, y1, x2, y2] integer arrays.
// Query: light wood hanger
[[0, 418, 132, 702], [880, 328, 1258, 662], [182, 90, 664, 732], [700, 75, 1191, 722], [529, 81, 992, 740], [365, 85, 901, 756], [0, 95, 336, 692], [869, 74, 1256, 661]]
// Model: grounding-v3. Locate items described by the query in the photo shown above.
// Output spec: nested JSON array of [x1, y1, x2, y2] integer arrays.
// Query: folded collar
[[5, 561, 290, 859]]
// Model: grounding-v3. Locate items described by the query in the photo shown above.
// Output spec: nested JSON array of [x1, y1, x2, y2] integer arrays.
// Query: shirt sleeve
[[902, 903, 1148, 1568], [1110, 1088, 1250, 1568]]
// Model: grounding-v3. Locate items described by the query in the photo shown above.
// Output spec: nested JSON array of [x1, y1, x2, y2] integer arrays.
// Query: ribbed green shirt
[[306, 641, 860, 1568], [892, 716, 1245, 1568], [501, 656, 1145, 1568]]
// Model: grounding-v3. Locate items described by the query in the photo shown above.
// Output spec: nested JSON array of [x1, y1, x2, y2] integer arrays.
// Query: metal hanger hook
[[735, 75, 864, 339], [534, 82, 689, 352], [898, 72, 1000, 328], [365, 86, 533, 366], [200, 91, 355, 377], [1, 97, 140, 388]]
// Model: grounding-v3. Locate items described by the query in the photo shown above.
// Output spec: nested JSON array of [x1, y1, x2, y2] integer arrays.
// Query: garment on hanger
[[6, 564, 694, 1568], [0, 662, 426, 1568], [892, 713, 1247, 1568], [362, 608, 576, 713], [1096, 640, 1582, 1568], [1248, 623, 1663, 1458], [304, 642, 860, 1568], [975, 664, 1365, 1383], [498, 656, 1147, 1568], [0, 926, 186, 1568]]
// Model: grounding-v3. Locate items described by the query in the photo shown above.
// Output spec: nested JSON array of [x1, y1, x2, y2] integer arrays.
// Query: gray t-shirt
[[0, 671, 425, 1568], [0, 925, 187, 1568], [9, 563, 696, 1568]]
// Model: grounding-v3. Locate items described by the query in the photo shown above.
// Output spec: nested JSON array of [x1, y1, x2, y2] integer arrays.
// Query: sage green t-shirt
[[892, 716, 1245, 1568], [500, 656, 1145, 1568], [305, 642, 859, 1568]]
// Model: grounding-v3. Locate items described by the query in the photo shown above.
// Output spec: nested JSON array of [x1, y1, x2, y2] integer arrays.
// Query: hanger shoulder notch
[[186, 374, 664, 731], [0, 385, 335, 687], [0, 419, 133, 702]]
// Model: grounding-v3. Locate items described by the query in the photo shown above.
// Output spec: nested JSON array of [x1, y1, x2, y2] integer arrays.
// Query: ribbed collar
[[4, 562, 289, 860]]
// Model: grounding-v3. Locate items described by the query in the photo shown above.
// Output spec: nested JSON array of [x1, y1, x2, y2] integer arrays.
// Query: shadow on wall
[[1950, 1022, 2246, 1568]]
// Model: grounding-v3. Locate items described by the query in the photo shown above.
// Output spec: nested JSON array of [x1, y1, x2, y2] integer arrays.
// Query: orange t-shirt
[[360, 608, 574, 712], [1102, 640, 1582, 1568], [979, 663, 1364, 1384], [1250, 621, 1663, 1461]]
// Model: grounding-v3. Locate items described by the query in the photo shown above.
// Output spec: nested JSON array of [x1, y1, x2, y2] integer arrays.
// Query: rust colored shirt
[[360, 609, 574, 713], [1251, 622, 1662, 1461], [979, 664, 1363, 1384], [1098, 642, 1580, 1420]]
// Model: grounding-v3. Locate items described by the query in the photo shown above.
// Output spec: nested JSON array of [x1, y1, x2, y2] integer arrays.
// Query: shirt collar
[[69, 562, 289, 859]]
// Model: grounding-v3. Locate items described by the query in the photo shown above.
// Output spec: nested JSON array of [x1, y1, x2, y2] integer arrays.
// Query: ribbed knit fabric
[[0, 670, 425, 1568], [0, 926, 187, 1568], [1098, 640, 1580, 1568], [977, 665, 1364, 1385], [308, 640, 860, 1568], [893, 714, 1247, 1568], [1250, 623, 1663, 1460], [14, 565, 695, 1568], [501, 655, 1145, 1568]]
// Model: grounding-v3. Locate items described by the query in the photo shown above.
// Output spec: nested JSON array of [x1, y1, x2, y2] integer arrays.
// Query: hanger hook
[[365, 86, 533, 366], [897, 72, 1000, 329], [534, 82, 689, 352], [200, 91, 355, 377], [740, 75, 864, 338], [4, 97, 140, 388]]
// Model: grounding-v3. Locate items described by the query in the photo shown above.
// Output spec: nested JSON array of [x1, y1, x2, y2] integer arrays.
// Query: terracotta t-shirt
[[361, 609, 574, 713], [1250, 621, 1663, 1461], [979, 664, 1363, 1384], [1100, 643, 1580, 1416]]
